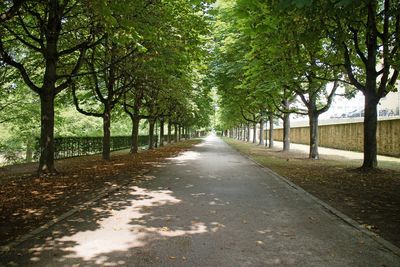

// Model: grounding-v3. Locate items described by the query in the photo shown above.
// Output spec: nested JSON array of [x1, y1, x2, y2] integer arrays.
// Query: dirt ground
[[0, 140, 200, 247], [223, 138, 400, 248]]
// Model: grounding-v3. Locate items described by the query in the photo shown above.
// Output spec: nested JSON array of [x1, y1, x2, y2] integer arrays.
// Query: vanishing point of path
[[1, 136, 399, 266]]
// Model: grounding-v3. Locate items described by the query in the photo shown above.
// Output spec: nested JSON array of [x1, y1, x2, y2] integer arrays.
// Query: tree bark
[[268, 115, 274, 148], [37, 1, 62, 174], [246, 124, 250, 142], [174, 124, 178, 142], [149, 119, 155, 150], [130, 116, 140, 154], [309, 112, 319, 159], [168, 121, 172, 144], [264, 118, 268, 147], [159, 119, 164, 147], [252, 122, 256, 143], [362, 93, 379, 168], [102, 109, 111, 160], [259, 119, 264, 145], [283, 113, 291, 152], [38, 93, 56, 173]]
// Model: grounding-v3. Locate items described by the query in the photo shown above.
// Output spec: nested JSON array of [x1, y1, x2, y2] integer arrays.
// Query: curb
[[0, 169, 150, 254], [223, 138, 400, 258]]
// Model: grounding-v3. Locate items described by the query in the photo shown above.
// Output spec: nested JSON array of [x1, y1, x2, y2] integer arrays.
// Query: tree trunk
[[174, 124, 178, 142], [252, 122, 256, 143], [309, 112, 319, 159], [178, 125, 182, 141], [259, 119, 264, 145], [242, 124, 246, 141], [264, 118, 268, 147], [268, 115, 274, 148], [159, 119, 164, 147], [362, 93, 379, 168], [102, 109, 111, 160], [148, 119, 155, 150], [283, 113, 290, 152], [37, 2, 60, 174], [168, 121, 172, 144], [38, 93, 56, 173], [130, 116, 140, 154]]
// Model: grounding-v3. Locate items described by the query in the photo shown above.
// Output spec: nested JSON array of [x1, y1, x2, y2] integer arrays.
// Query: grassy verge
[[223, 137, 400, 248]]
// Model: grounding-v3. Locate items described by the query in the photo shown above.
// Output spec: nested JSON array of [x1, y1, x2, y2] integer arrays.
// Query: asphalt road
[[1, 135, 399, 266]]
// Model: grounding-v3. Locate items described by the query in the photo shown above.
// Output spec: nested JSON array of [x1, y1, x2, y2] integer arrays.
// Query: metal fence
[[34, 135, 158, 160]]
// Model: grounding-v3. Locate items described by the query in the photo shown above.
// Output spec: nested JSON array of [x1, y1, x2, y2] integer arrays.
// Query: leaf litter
[[0, 140, 200, 246]]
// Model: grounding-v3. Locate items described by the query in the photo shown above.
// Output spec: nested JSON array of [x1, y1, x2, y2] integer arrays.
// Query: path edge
[[0, 169, 150, 254], [223, 138, 400, 258]]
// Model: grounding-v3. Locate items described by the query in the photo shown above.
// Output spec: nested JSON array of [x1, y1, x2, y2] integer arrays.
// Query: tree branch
[[349, 26, 368, 66], [71, 83, 103, 117], [343, 42, 365, 92], [3, 24, 42, 52], [0, 38, 40, 93], [317, 80, 339, 114], [0, 0, 25, 22]]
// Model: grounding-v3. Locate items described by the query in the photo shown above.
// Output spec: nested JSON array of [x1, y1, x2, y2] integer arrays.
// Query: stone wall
[[272, 118, 400, 157]]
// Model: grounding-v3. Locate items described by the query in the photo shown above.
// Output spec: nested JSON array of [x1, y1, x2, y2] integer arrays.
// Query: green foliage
[[0, 0, 214, 165]]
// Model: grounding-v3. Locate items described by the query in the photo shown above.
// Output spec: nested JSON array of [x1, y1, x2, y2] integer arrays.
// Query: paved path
[[1, 136, 399, 266], [272, 141, 400, 163]]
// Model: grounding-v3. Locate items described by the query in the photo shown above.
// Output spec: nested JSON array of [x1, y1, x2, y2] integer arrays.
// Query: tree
[[330, 1, 399, 168], [72, 39, 132, 160], [287, 0, 400, 168], [0, 0, 25, 22], [0, 1, 102, 173]]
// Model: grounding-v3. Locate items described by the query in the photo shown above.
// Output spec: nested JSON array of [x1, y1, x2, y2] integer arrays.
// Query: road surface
[[1, 135, 399, 266]]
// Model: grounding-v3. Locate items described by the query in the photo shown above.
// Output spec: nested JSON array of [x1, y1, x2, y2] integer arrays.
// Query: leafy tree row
[[0, 0, 213, 173], [210, 0, 400, 170]]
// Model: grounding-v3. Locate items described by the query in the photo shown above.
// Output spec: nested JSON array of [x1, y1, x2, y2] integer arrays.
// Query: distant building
[[285, 87, 400, 128]]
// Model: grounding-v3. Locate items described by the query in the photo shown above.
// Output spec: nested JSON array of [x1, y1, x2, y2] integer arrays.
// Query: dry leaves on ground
[[0, 140, 200, 246]]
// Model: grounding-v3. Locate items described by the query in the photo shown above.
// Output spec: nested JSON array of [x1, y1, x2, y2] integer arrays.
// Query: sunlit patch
[[55, 186, 211, 264], [210, 222, 225, 232], [23, 208, 44, 216], [195, 135, 217, 147], [191, 193, 206, 197], [257, 229, 272, 234], [145, 222, 207, 237], [169, 151, 201, 162]]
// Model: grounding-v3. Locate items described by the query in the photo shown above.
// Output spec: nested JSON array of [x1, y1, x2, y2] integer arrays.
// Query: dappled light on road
[[57, 186, 180, 262], [168, 151, 201, 164], [15, 179, 217, 266]]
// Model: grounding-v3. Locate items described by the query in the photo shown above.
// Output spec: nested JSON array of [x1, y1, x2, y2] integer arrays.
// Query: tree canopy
[[209, 0, 400, 169], [1, 0, 399, 171]]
